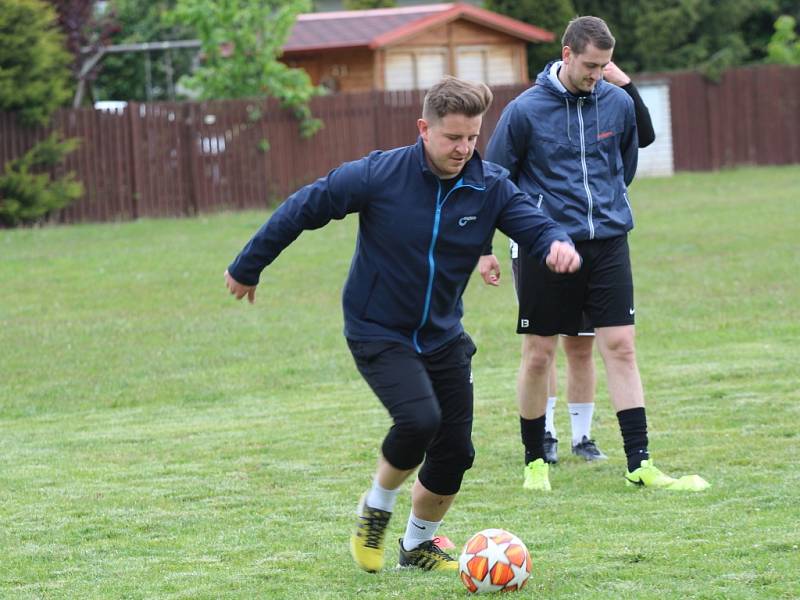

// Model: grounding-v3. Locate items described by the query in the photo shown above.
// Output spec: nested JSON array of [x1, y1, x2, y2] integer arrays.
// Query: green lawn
[[1, 166, 798, 599]]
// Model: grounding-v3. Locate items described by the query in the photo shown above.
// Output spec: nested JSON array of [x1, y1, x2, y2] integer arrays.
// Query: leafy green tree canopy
[[0, 0, 72, 125], [172, 0, 321, 137], [484, 0, 575, 78], [571, 0, 785, 76], [488, 0, 796, 76], [343, 0, 396, 9], [767, 15, 800, 64], [93, 0, 196, 102]]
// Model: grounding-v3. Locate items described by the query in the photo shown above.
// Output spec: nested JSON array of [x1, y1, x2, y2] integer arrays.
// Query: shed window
[[386, 49, 446, 90], [456, 46, 517, 85]]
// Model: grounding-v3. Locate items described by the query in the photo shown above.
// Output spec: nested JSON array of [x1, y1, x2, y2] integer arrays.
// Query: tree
[[487, 0, 799, 76], [0, 0, 82, 226], [0, 134, 83, 227], [92, 0, 198, 102], [767, 15, 800, 64], [0, 0, 73, 126], [570, 0, 786, 75], [343, 0, 396, 9], [47, 0, 119, 104], [484, 0, 576, 78], [172, 0, 321, 137], [627, 0, 777, 76]]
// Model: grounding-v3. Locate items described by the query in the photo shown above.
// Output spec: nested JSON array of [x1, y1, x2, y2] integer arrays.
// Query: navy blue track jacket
[[486, 61, 638, 242], [227, 137, 572, 353]]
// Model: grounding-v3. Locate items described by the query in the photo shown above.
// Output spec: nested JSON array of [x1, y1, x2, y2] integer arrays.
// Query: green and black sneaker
[[397, 538, 458, 571], [625, 460, 710, 491]]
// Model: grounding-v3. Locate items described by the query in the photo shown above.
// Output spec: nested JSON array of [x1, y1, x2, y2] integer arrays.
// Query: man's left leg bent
[[347, 339, 446, 572], [398, 333, 476, 571]]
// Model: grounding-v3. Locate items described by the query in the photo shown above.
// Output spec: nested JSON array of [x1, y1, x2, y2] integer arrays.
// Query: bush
[[0, 133, 83, 227], [767, 15, 800, 64]]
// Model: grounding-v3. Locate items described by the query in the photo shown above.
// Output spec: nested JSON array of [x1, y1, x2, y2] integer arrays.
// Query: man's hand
[[602, 61, 631, 86], [478, 254, 501, 286], [545, 241, 581, 273], [224, 270, 257, 303]]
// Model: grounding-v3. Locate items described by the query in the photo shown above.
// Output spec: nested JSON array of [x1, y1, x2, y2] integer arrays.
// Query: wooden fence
[[654, 64, 800, 171], [1, 65, 798, 224]]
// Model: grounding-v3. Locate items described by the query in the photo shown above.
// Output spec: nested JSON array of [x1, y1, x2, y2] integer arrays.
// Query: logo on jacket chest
[[458, 215, 477, 227], [598, 130, 616, 140]]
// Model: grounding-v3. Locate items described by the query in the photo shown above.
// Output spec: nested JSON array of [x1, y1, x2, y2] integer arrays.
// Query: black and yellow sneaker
[[350, 494, 392, 573], [397, 538, 458, 571]]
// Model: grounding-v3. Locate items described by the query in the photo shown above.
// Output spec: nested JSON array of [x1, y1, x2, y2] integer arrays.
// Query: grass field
[[1, 165, 799, 599]]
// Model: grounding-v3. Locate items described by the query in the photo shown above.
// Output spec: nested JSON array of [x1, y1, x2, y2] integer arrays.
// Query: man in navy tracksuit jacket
[[224, 77, 581, 574], [480, 16, 708, 493]]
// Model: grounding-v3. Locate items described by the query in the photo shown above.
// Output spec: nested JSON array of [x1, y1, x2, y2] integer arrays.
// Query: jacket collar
[[539, 60, 601, 104], [414, 136, 486, 189]]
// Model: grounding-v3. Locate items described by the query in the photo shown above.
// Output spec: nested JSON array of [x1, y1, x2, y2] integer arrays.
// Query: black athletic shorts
[[511, 240, 594, 336], [512, 234, 635, 336], [346, 333, 477, 496]]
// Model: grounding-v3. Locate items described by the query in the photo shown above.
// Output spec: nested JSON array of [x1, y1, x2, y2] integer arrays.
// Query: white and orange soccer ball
[[458, 528, 532, 594]]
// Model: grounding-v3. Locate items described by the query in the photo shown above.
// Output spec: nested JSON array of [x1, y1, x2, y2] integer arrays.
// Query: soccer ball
[[458, 528, 532, 594]]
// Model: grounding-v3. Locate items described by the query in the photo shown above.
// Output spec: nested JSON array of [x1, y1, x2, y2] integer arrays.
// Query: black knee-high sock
[[617, 407, 650, 471], [520, 415, 546, 465]]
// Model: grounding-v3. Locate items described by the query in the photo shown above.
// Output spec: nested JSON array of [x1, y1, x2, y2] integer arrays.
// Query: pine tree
[[0, 1, 82, 226], [0, 0, 72, 125]]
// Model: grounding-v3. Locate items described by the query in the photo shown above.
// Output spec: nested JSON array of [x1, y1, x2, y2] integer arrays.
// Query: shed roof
[[283, 3, 554, 54]]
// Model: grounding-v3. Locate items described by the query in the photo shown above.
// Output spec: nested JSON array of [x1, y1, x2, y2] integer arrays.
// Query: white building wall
[[636, 82, 674, 177]]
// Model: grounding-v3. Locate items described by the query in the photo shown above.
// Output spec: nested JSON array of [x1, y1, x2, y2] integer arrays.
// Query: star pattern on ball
[[459, 529, 531, 593]]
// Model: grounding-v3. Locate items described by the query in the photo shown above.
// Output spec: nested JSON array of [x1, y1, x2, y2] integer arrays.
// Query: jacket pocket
[[599, 136, 622, 177], [623, 191, 635, 226], [461, 332, 477, 361], [347, 339, 396, 364]]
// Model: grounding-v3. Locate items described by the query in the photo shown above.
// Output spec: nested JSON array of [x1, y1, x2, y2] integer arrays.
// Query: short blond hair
[[422, 76, 493, 122]]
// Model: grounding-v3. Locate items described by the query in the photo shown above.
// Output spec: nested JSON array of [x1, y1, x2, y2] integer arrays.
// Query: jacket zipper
[[412, 178, 484, 353], [576, 98, 595, 240]]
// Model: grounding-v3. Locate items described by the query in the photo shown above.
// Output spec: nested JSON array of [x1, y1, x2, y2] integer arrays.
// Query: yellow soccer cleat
[[625, 460, 710, 491], [350, 493, 392, 572], [522, 458, 551, 491]]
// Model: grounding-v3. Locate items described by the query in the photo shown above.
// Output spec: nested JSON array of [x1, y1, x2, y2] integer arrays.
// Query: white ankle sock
[[366, 479, 399, 513], [569, 402, 595, 445], [402, 513, 442, 550], [545, 396, 557, 437]]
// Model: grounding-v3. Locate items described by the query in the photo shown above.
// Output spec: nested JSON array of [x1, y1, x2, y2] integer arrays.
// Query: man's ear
[[562, 45, 572, 64], [417, 118, 429, 140]]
